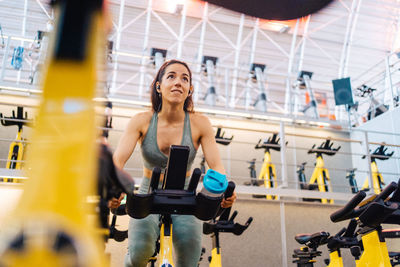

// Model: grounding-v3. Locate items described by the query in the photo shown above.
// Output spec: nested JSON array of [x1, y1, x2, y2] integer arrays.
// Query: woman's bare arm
[[198, 115, 225, 174], [197, 114, 236, 207], [113, 112, 150, 169]]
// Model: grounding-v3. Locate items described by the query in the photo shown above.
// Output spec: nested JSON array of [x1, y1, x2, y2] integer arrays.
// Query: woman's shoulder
[[128, 111, 154, 131], [132, 110, 153, 121], [189, 112, 212, 129]]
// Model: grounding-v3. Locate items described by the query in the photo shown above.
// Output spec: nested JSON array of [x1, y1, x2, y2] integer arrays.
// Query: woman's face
[[158, 63, 192, 106]]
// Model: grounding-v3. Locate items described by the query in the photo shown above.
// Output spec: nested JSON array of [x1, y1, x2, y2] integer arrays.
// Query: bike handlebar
[[330, 191, 366, 222], [224, 181, 235, 199], [376, 182, 398, 202], [331, 182, 398, 223]]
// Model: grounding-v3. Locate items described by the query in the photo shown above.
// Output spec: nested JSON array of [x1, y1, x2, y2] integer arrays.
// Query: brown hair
[[150, 59, 194, 112]]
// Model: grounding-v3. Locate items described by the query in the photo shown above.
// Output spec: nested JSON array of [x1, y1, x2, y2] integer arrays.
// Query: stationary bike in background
[[356, 84, 389, 121], [97, 101, 129, 243], [298, 139, 340, 204], [330, 181, 400, 267], [200, 127, 233, 175], [203, 182, 253, 267], [0, 106, 31, 183], [345, 168, 359, 194], [253, 133, 286, 200], [292, 231, 330, 267], [361, 144, 394, 194]]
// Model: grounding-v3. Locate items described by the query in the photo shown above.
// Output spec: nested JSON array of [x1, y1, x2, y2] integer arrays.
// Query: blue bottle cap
[[203, 169, 228, 194]]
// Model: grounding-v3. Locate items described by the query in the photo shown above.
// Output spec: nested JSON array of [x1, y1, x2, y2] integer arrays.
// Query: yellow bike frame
[[308, 155, 333, 204], [209, 246, 222, 267], [3, 129, 25, 183], [258, 150, 278, 200], [355, 230, 391, 267], [159, 218, 174, 267], [327, 250, 343, 267], [362, 161, 384, 194], [0, 2, 108, 266]]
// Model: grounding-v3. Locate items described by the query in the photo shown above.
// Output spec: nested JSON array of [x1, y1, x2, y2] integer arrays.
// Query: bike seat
[[295, 232, 329, 247], [389, 252, 400, 258], [382, 228, 400, 238], [295, 234, 313, 244]]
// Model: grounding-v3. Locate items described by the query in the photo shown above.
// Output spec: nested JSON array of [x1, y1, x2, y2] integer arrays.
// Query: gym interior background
[[0, 0, 400, 266]]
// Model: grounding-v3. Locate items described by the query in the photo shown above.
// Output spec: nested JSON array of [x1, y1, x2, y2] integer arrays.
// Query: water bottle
[[201, 169, 228, 197]]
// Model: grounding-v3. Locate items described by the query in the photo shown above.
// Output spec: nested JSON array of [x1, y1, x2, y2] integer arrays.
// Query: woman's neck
[[158, 104, 185, 124]]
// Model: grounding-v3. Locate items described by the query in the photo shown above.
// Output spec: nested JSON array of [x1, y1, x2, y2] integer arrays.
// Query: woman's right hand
[[108, 193, 125, 209]]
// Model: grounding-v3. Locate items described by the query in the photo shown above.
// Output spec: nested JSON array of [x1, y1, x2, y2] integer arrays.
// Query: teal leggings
[[124, 178, 202, 267]]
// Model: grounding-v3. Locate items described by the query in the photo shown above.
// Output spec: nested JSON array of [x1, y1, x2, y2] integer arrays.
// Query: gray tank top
[[141, 112, 197, 176]]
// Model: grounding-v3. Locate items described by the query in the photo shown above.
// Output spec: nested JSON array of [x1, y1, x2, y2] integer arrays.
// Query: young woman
[[113, 59, 236, 267]]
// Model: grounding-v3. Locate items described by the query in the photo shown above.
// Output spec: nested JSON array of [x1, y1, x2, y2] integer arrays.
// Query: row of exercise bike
[[1, 105, 393, 202], [244, 133, 394, 203], [293, 179, 400, 267]]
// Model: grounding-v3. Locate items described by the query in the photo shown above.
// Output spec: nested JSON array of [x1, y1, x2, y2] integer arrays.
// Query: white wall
[[350, 106, 400, 188]]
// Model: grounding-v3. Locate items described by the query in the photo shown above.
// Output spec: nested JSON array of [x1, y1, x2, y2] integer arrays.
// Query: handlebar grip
[[229, 210, 238, 222], [224, 181, 235, 199], [188, 168, 201, 192], [330, 190, 366, 222], [375, 182, 398, 202]]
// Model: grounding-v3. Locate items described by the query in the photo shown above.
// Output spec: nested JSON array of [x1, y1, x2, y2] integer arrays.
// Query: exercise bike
[[330, 180, 400, 267], [324, 219, 359, 267], [0, 2, 111, 266], [292, 231, 330, 267], [0, 106, 30, 183], [345, 168, 359, 194], [123, 145, 232, 267], [254, 133, 285, 200], [203, 184, 253, 267], [298, 139, 340, 204], [361, 144, 394, 194]]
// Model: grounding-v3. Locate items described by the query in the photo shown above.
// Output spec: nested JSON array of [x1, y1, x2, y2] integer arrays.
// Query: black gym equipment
[[204, 0, 334, 21]]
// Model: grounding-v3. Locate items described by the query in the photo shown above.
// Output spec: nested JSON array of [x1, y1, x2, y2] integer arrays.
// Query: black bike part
[[215, 127, 233, 146], [111, 204, 127, 216], [164, 145, 189, 190], [203, 216, 253, 236], [359, 202, 398, 229], [109, 214, 128, 242], [188, 168, 201, 192], [53, 0, 103, 61], [150, 167, 161, 193], [382, 229, 400, 239], [0, 106, 30, 132], [218, 181, 235, 220], [343, 219, 357, 238], [308, 139, 341, 157], [376, 182, 398, 202], [295, 232, 330, 249], [330, 191, 366, 222], [126, 189, 223, 221]]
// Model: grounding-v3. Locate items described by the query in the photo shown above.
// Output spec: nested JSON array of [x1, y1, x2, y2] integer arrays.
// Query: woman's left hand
[[221, 191, 237, 208]]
